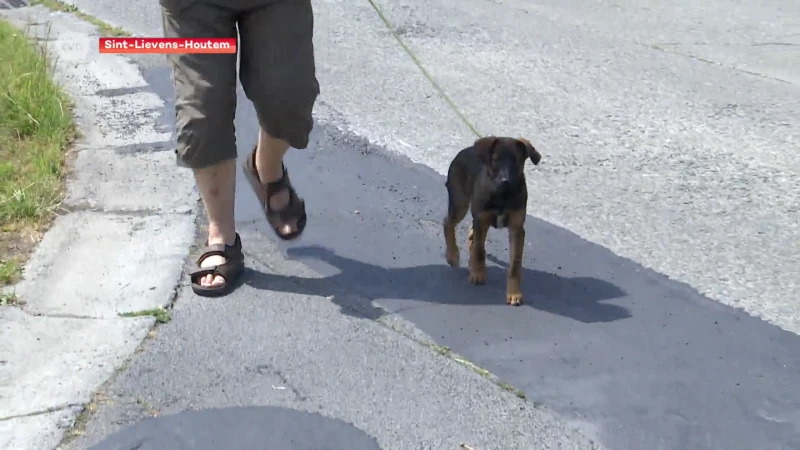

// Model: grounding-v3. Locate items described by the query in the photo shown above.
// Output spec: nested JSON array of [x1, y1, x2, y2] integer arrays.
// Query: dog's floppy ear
[[517, 137, 541, 165], [474, 136, 498, 163]]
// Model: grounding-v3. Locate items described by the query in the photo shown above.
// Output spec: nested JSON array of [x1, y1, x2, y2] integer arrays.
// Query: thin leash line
[[365, 0, 483, 138]]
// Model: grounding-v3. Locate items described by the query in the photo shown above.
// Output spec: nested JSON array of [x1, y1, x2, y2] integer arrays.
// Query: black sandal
[[189, 233, 245, 297], [242, 147, 307, 241]]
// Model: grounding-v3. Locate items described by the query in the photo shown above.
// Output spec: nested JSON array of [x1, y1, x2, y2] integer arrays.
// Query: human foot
[[197, 238, 230, 288], [189, 233, 245, 297], [260, 162, 297, 237], [243, 148, 307, 240]]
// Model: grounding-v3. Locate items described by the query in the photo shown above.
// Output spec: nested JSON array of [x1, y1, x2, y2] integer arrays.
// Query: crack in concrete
[[4, 306, 149, 322], [648, 43, 796, 86], [61, 203, 194, 217], [19, 311, 127, 320], [751, 42, 799, 47], [254, 364, 307, 402], [0, 403, 82, 422], [94, 86, 146, 97]]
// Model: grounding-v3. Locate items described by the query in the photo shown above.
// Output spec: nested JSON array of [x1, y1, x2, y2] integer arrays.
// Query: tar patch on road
[[88, 407, 381, 450]]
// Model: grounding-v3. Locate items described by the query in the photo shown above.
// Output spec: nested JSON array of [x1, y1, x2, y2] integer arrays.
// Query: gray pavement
[[68, 72, 799, 449], [1, 0, 799, 449], [65, 222, 598, 450], [61, 0, 800, 334]]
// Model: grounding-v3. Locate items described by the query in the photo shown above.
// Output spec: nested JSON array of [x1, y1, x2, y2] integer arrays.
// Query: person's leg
[[192, 160, 237, 287], [162, 0, 242, 291], [238, 0, 319, 240]]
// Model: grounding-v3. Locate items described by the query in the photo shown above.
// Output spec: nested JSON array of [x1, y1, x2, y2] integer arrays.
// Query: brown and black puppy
[[443, 136, 542, 306]]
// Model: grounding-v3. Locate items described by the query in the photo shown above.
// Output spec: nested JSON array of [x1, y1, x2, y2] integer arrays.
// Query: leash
[[366, 0, 484, 139]]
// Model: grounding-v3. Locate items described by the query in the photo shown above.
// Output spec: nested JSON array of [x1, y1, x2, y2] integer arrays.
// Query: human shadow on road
[[244, 244, 629, 324]]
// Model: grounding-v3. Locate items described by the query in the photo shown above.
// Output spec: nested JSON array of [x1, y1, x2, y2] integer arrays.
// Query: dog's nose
[[497, 177, 511, 191]]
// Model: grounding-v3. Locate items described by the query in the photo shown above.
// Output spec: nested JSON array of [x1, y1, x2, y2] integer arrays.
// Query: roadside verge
[[0, 6, 196, 450], [0, 16, 74, 304]]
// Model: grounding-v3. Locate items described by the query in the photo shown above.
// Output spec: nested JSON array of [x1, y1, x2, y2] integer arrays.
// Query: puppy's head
[[474, 136, 542, 192]]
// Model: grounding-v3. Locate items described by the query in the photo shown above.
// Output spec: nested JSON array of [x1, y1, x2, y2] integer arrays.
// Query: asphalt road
[[64, 0, 800, 334], [68, 67, 800, 449], [49, 0, 800, 449]]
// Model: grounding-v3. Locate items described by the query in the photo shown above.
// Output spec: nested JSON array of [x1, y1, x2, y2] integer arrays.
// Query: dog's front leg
[[468, 216, 489, 285], [506, 210, 526, 306]]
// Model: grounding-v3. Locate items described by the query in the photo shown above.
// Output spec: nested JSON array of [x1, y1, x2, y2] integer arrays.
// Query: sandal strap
[[195, 250, 226, 266], [189, 267, 217, 278], [265, 163, 288, 190], [195, 234, 243, 266], [245, 147, 296, 205], [265, 167, 301, 211], [273, 197, 306, 223], [247, 149, 286, 189], [214, 260, 243, 281], [189, 259, 244, 283]]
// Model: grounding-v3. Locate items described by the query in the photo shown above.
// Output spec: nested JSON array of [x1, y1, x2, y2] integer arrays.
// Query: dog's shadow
[[244, 245, 630, 324]]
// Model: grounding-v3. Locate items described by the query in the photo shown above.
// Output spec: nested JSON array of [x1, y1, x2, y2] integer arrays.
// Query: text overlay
[[99, 38, 237, 54]]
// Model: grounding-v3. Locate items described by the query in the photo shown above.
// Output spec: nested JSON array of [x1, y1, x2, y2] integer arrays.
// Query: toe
[[198, 254, 227, 287], [279, 223, 295, 236], [201, 274, 214, 287], [210, 274, 227, 287], [198, 273, 227, 288]]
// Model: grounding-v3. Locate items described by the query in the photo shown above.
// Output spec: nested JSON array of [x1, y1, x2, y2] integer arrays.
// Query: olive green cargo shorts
[[161, 0, 320, 169]]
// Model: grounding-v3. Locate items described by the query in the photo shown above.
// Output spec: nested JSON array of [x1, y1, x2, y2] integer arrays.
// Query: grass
[[1, 292, 18, 306], [0, 258, 21, 284], [30, 0, 130, 37], [0, 19, 76, 290], [119, 307, 172, 324]]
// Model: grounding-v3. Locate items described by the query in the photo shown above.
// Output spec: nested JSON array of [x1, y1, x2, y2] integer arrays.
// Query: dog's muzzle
[[494, 167, 514, 192]]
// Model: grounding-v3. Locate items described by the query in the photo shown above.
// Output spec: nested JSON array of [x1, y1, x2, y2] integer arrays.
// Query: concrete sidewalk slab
[[0, 308, 152, 418], [0, 409, 79, 450], [12, 211, 193, 319], [77, 93, 172, 148], [66, 145, 195, 213], [0, 5, 196, 449]]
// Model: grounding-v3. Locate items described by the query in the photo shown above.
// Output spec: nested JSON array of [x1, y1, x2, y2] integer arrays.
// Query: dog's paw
[[445, 248, 460, 268], [506, 292, 523, 306], [469, 270, 486, 285]]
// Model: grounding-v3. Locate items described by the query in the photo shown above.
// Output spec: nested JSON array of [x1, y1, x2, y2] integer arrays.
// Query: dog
[[443, 136, 542, 306]]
